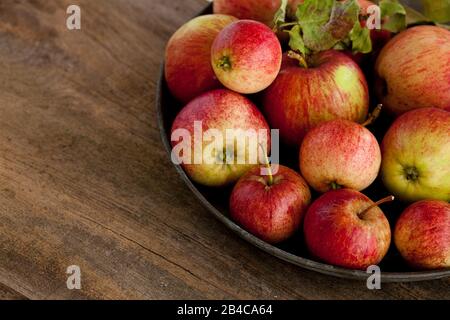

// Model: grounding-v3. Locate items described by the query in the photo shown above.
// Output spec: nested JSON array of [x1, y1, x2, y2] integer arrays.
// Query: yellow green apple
[[381, 108, 450, 202]]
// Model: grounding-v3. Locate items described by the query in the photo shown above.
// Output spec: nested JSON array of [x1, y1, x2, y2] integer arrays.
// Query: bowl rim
[[155, 4, 450, 283]]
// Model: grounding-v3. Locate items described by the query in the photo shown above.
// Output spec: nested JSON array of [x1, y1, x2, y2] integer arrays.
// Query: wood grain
[[0, 0, 448, 300]]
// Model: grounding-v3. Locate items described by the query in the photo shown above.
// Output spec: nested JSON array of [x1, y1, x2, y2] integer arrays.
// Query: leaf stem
[[330, 182, 342, 190]]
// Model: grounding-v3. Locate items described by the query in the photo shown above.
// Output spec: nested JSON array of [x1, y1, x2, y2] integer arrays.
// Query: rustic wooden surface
[[0, 0, 448, 300]]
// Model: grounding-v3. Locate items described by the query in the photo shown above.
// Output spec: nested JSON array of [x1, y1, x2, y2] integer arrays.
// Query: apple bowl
[[156, 4, 450, 282]]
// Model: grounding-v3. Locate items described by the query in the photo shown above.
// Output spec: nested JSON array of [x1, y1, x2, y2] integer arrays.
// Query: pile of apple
[[165, 0, 450, 271]]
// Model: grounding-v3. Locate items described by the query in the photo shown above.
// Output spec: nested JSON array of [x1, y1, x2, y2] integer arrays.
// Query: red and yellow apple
[[262, 50, 369, 146], [165, 14, 237, 103], [171, 89, 270, 187], [211, 20, 282, 94], [395, 200, 450, 270], [304, 189, 392, 270], [300, 119, 381, 193], [381, 108, 450, 202], [375, 26, 450, 115], [230, 165, 311, 244]]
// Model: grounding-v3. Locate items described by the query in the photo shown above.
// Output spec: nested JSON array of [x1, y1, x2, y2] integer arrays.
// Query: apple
[[230, 165, 311, 244], [375, 26, 450, 115], [171, 89, 270, 187], [213, 0, 303, 27], [262, 50, 369, 146], [304, 189, 392, 270], [395, 200, 450, 270], [165, 14, 237, 104], [299, 119, 381, 193], [381, 108, 450, 202], [211, 20, 282, 94]]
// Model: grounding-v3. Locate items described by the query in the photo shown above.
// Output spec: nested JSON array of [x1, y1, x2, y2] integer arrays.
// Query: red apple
[[395, 200, 450, 270], [304, 189, 392, 270], [211, 20, 282, 94], [230, 165, 311, 244], [262, 50, 369, 146], [213, 0, 302, 26], [171, 89, 270, 187], [300, 119, 381, 193], [165, 14, 237, 103], [381, 108, 450, 202], [375, 26, 450, 115]]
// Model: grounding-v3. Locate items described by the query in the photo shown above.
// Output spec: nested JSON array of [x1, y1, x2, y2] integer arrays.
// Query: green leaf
[[402, 2, 450, 29], [422, 0, 450, 23], [349, 21, 372, 53], [333, 36, 351, 51], [296, 0, 360, 52], [272, 0, 289, 30], [286, 25, 310, 56], [379, 0, 406, 33], [333, 42, 348, 50], [404, 5, 432, 25]]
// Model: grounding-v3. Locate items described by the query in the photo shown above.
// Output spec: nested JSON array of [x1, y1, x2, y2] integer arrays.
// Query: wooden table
[[0, 0, 448, 300]]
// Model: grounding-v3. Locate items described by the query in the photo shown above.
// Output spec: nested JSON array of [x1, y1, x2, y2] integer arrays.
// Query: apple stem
[[287, 50, 308, 69], [217, 56, 232, 71], [259, 143, 274, 186], [362, 104, 383, 127], [330, 182, 342, 190], [404, 166, 419, 182], [359, 196, 395, 217]]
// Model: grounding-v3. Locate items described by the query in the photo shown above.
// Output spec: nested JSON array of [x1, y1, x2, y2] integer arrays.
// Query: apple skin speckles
[[300, 119, 381, 193], [230, 165, 311, 244], [395, 200, 450, 270], [171, 89, 271, 187], [375, 26, 450, 115], [211, 20, 282, 95], [304, 189, 391, 270], [262, 50, 369, 147]]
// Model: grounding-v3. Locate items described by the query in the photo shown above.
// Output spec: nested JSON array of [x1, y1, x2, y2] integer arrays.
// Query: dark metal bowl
[[156, 4, 450, 283]]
